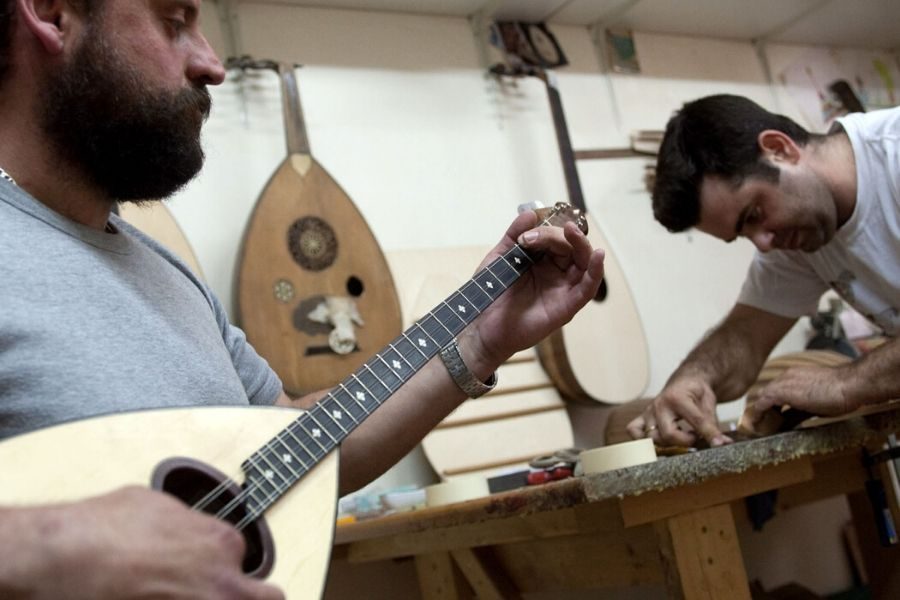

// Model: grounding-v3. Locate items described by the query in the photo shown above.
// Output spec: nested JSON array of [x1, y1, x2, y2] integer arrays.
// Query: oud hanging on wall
[[232, 58, 403, 396]]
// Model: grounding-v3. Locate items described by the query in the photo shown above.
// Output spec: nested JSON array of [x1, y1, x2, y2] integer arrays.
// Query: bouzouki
[[233, 58, 403, 396], [494, 63, 650, 404], [0, 204, 586, 598]]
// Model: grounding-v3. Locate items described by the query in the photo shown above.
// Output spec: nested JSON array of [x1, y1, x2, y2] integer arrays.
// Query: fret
[[284, 422, 325, 463], [484, 262, 510, 292], [298, 411, 337, 451], [447, 289, 480, 320], [338, 381, 376, 418], [371, 352, 406, 389], [418, 313, 451, 340], [318, 396, 356, 431], [252, 447, 295, 487], [427, 306, 463, 343], [311, 402, 350, 437], [272, 432, 311, 472], [244, 466, 282, 506], [462, 278, 495, 311], [349, 373, 382, 406], [244, 478, 272, 512], [361, 364, 394, 397], [334, 384, 371, 423], [492, 257, 522, 288], [387, 341, 419, 372], [394, 333, 428, 370], [404, 324, 442, 358]]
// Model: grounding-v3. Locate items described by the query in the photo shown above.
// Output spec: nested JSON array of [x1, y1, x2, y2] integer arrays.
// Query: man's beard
[[39, 31, 212, 201]]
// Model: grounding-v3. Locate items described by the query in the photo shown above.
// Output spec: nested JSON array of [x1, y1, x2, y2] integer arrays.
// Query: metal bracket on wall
[[468, 0, 504, 74], [213, 0, 244, 61]]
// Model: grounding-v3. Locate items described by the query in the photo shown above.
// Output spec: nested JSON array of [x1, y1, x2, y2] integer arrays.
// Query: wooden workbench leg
[[654, 503, 751, 600], [414, 551, 472, 600], [450, 548, 522, 600]]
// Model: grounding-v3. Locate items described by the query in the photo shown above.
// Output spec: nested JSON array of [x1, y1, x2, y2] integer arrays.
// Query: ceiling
[[236, 0, 899, 49]]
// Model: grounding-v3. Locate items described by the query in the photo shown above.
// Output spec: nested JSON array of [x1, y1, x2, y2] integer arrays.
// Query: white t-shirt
[[737, 106, 900, 336]]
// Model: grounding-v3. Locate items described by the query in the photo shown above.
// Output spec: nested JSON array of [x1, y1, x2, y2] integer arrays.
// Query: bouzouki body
[[0, 203, 587, 599], [0, 407, 339, 599], [529, 69, 650, 404], [235, 61, 402, 395]]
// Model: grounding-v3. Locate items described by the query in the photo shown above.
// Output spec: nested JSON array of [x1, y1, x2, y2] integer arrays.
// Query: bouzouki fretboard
[[240, 242, 539, 515]]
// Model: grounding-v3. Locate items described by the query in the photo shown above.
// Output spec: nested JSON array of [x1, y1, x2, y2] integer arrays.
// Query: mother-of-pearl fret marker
[[418, 338, 428, 347], [355, 391, 366, 402], [312, 428, 321, 438], [485, 281, 494, 289], [457, 305, 466, 313], [514, 257, 522, 264], [392, 360, 402, 370], [265, 470, 275, 479], [332, 410, 342, 420], [283, 454, 293, 464]]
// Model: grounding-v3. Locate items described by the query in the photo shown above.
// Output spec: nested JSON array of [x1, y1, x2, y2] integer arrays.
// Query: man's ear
[[15, 0, 72, 55], [758, 130, 802, 165]]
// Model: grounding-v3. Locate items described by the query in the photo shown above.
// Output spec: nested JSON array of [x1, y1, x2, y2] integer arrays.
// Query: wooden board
[[118, 202, 204, 280], [235, 63, 402, 396], [386, 245, 573, 481]]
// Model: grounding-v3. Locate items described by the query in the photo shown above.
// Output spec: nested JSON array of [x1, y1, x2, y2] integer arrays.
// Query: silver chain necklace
[[0, 166, 16, 186]]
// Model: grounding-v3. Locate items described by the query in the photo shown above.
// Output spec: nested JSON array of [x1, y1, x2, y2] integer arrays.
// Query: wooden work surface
[[333, 407, 900, 599]]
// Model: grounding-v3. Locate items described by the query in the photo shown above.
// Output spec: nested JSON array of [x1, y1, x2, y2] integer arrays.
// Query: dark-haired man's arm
[[627, 303, 795, 446], [742, 335, 900, 432]]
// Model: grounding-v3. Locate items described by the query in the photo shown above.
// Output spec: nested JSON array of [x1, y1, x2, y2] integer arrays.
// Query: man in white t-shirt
[[626, 94, 900, 447]]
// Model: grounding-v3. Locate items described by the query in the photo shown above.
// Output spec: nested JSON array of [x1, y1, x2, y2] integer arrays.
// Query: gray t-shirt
[[0, 180, 283, 439]]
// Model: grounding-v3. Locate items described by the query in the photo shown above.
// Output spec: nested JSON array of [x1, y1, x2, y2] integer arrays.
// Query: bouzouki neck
[[539, 70, 586, 212], [238, 203, 586, 517], [278, 64, 312, 156]]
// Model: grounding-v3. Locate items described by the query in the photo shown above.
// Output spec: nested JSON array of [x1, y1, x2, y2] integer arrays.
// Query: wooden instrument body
[[537, 213, 649, 404], [0, 406, 339, 599], [237, 155, 402, 395], [521, 67, 649, 404]]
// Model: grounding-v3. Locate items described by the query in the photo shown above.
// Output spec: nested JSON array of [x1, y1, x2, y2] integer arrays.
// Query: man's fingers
[[626, 415, 647, 440]]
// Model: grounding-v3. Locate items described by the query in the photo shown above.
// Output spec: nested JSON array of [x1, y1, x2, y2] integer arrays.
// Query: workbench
[[332, 406, 900, 599]]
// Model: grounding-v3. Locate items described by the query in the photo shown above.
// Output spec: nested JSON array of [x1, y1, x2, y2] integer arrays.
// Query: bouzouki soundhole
[[150, 457, 275, 579], [287, 216, 338, 271]]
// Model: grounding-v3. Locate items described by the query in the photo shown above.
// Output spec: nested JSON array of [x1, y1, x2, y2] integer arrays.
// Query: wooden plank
[[491, 526, 665, 592], [657, 504, 751, 600], [450, 548, 521, 600], [423, 409, 573, 476], [437, 388, 565, 428], [620, 457, 814, 527], [344, 499, 624, 562], [415, 552, 469, 600]]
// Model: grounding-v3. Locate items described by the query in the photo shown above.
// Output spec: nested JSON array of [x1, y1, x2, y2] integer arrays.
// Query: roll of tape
[[425, 475, 489, 507], [580, 438, 657, 475]]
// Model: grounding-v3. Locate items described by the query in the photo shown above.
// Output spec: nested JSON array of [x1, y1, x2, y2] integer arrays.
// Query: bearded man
[[0, 1, 605, 597]]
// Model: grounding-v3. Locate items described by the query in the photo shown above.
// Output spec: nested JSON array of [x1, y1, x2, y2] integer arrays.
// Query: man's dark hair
[[652, 94, 812, 232]]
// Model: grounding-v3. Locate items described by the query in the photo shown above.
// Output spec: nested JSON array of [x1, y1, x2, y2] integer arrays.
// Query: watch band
[[439, 339, 498, 399]]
